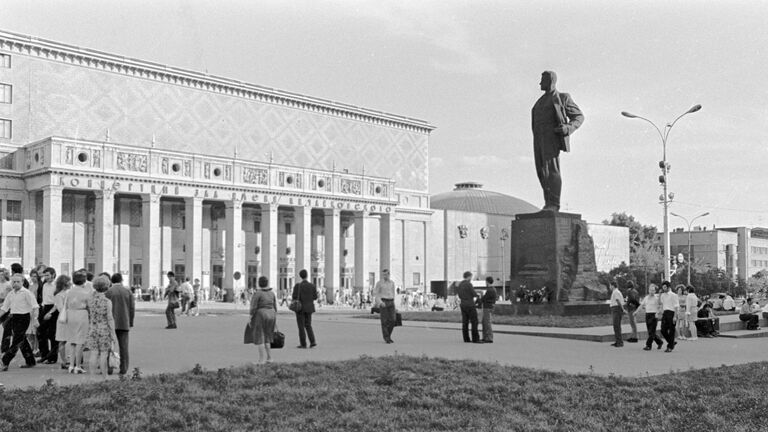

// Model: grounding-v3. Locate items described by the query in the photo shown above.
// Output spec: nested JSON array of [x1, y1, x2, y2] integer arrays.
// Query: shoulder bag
[[57, 293, 69, 324]]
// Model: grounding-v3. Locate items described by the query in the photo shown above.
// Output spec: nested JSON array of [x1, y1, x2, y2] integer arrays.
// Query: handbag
[[270, 331, 285, 349], [394, 312, 403, 327], [289, 299, 302, 313], [57, 294, 68, 324], [243, 322, 254, 344]]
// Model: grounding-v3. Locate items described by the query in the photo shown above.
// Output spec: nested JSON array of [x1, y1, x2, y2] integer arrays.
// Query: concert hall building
[[0, 30, 434, 299]]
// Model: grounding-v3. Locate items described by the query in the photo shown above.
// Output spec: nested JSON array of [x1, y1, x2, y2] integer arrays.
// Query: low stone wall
[[495, 301, 610, 316]]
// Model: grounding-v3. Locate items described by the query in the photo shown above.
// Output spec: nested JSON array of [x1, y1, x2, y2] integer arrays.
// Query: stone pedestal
[[510, 211, 603, 302]]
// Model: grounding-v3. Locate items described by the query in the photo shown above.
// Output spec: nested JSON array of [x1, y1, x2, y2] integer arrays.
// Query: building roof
[[430, 182, 539, 216]]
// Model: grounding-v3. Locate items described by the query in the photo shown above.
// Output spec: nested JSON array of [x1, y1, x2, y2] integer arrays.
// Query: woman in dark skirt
[[250, 276, 277, 364]]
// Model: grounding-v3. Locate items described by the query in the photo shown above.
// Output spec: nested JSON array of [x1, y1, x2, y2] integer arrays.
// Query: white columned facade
[[42, 186, 63, 269], [379, 212, 393, 272], [224, 199, 244, 292], [354, 211, 369, 291], [22, 191, 37, 268], [94, 190, 115, 274], [294, 206, 312, 279], [324, 208, 340, 300], [117, 198, 131, 275], [142, 194, 161, 291], [261, 203, 279, 287], [185, 197, 203, 284]]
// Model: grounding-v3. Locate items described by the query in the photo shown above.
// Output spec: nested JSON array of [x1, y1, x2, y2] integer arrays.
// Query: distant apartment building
[[668, 226, 768, 281]]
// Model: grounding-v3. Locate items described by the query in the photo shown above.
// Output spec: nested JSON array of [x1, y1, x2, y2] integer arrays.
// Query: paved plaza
[[1, 302, 766, 389]]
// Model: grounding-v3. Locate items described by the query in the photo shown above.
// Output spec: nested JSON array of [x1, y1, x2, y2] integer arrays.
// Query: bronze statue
[[531, 71, 584, 212]]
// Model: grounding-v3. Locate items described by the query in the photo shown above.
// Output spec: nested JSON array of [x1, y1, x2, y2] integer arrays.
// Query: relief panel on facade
[[92, 150, 101, 168], [243, 167, 268, 185], [340, 178, 361, 195], [116, 152, 148, 173], [204, 162, 210, 179]]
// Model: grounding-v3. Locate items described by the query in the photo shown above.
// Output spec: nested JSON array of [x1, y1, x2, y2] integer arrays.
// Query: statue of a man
[[531, 71, 584, 212]]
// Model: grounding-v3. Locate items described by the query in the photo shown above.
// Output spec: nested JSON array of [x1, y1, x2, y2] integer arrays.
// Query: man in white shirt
[[608, 281, 625, 347], [373, 269, 397, 344], [0, 274, 39, 370], [658, 281, 680, 353]]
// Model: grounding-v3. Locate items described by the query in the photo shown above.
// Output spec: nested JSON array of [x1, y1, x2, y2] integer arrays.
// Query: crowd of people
[[609, 280, 766, 352], [0, 263, 135, 384]]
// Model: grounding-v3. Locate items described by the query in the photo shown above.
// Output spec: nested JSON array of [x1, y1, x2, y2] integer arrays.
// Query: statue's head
[[539, 70, 557, 92]]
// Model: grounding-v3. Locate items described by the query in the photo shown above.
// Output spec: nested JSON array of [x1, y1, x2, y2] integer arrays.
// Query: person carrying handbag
[[248, 276, 277, 364]]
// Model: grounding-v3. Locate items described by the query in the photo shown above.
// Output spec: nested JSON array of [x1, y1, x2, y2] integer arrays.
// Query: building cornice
[[0, 29, 436, 134]]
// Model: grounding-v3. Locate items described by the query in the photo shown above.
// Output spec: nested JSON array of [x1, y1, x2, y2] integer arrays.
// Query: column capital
[[94, 188, 116, 200], [324, 208, 340, 217], [41, 185, 64, 196], [184, 196, 203, 205], [141, 192, 161, 204], [354, 210, 370, 219], [226, 199, 243, 210]]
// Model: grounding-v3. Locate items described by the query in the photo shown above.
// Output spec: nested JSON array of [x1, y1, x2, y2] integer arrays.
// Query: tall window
[[0, 119, 10, 139], [5, 236, 21, 257], [6, 200, 21, 221], [0, 54, 9, 68], [0, 151, 11, 169], [0, 84, 10, 104]]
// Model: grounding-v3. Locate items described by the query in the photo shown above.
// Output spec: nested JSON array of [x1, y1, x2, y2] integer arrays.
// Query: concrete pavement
[[0, 302, 766, 389]]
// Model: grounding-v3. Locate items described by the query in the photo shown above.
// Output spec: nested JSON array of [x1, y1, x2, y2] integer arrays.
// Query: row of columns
[[33, 186, 393, 294]]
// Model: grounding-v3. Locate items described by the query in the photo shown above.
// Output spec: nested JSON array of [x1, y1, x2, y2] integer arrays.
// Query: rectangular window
[[285, 222, 292, 235], [0, 119, 10, 139], [0, 84, 10, 104], [6, 200, 21, 221], [413, 272, 421, 286], [0, 151, 13, 169], [5, 236, 21, 257], [0, 54, 9, 68]]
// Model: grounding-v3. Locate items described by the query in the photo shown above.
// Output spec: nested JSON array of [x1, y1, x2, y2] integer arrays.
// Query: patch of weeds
[[131, 367, 142, 381]]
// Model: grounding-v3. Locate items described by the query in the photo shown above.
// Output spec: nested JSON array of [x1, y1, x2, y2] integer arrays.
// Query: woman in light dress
[[43, 275, 71, 369], [85, 276, 117, 379], [685, 285, 699, 341], [675, 285, 688, 341], [66, 271, 93, 373]]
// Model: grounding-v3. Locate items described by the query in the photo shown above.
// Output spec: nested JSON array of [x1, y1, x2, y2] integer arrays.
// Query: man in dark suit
[[531, 70, 584, 212], [105, 273, 135, 375], [292, 269, 317, 348]]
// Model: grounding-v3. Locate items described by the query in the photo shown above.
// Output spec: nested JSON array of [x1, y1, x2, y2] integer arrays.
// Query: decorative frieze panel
[[243, 167, 268, 185], [368, 182, 389, 197], [310, 174, 331, 191], [340, 178, 362, 195], [116, 152, 148, 173]]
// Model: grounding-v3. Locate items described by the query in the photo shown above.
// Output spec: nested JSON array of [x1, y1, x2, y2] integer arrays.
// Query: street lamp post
[[670, 211, 710, 285], [621, 104, 701, 281], [500, 228, 509, 302]]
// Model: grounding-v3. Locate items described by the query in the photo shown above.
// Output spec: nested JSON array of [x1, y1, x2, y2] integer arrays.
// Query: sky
[[2, 0, 767, 230]]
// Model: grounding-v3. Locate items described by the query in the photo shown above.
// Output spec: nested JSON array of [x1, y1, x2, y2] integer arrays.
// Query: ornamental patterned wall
[[3, 48, 429, 192]]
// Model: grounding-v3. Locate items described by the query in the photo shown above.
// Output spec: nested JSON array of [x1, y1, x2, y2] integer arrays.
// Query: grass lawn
[[0, 356, 764, 431], [356, 311, 617, 328]]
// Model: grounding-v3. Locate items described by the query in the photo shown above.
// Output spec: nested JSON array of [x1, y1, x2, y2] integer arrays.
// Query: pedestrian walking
[[292, 269, 317, 348], [659, 281, 679, 353], [372, 269, 397, 344]]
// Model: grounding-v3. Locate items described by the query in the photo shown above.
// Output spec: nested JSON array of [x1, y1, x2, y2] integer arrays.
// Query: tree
[[603, 212, 658, 255], [603, 212, 664, 286]]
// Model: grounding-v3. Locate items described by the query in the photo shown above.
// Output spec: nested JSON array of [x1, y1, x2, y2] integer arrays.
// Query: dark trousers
[[165, 304, 177, 327], [379, 300, 396, 341], [695, 318, 719, 336], [660, 310, 676, 349], [37, 304, 57, 360], [644, 313, 663, 348], [180, 296, 190, 314], [536, 156, 561, 209], [115, 330, 130, 374], [295, 312, 316, 347], [460, 305, 479, 342], [2, 314, 35, 367], [610, 306, 623, 345], [740, 314, 759, 329]]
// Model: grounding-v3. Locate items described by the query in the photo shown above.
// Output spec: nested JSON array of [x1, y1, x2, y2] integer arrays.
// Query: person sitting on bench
[[695, 302, 719, 337], [739, 298, 760, 330]]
